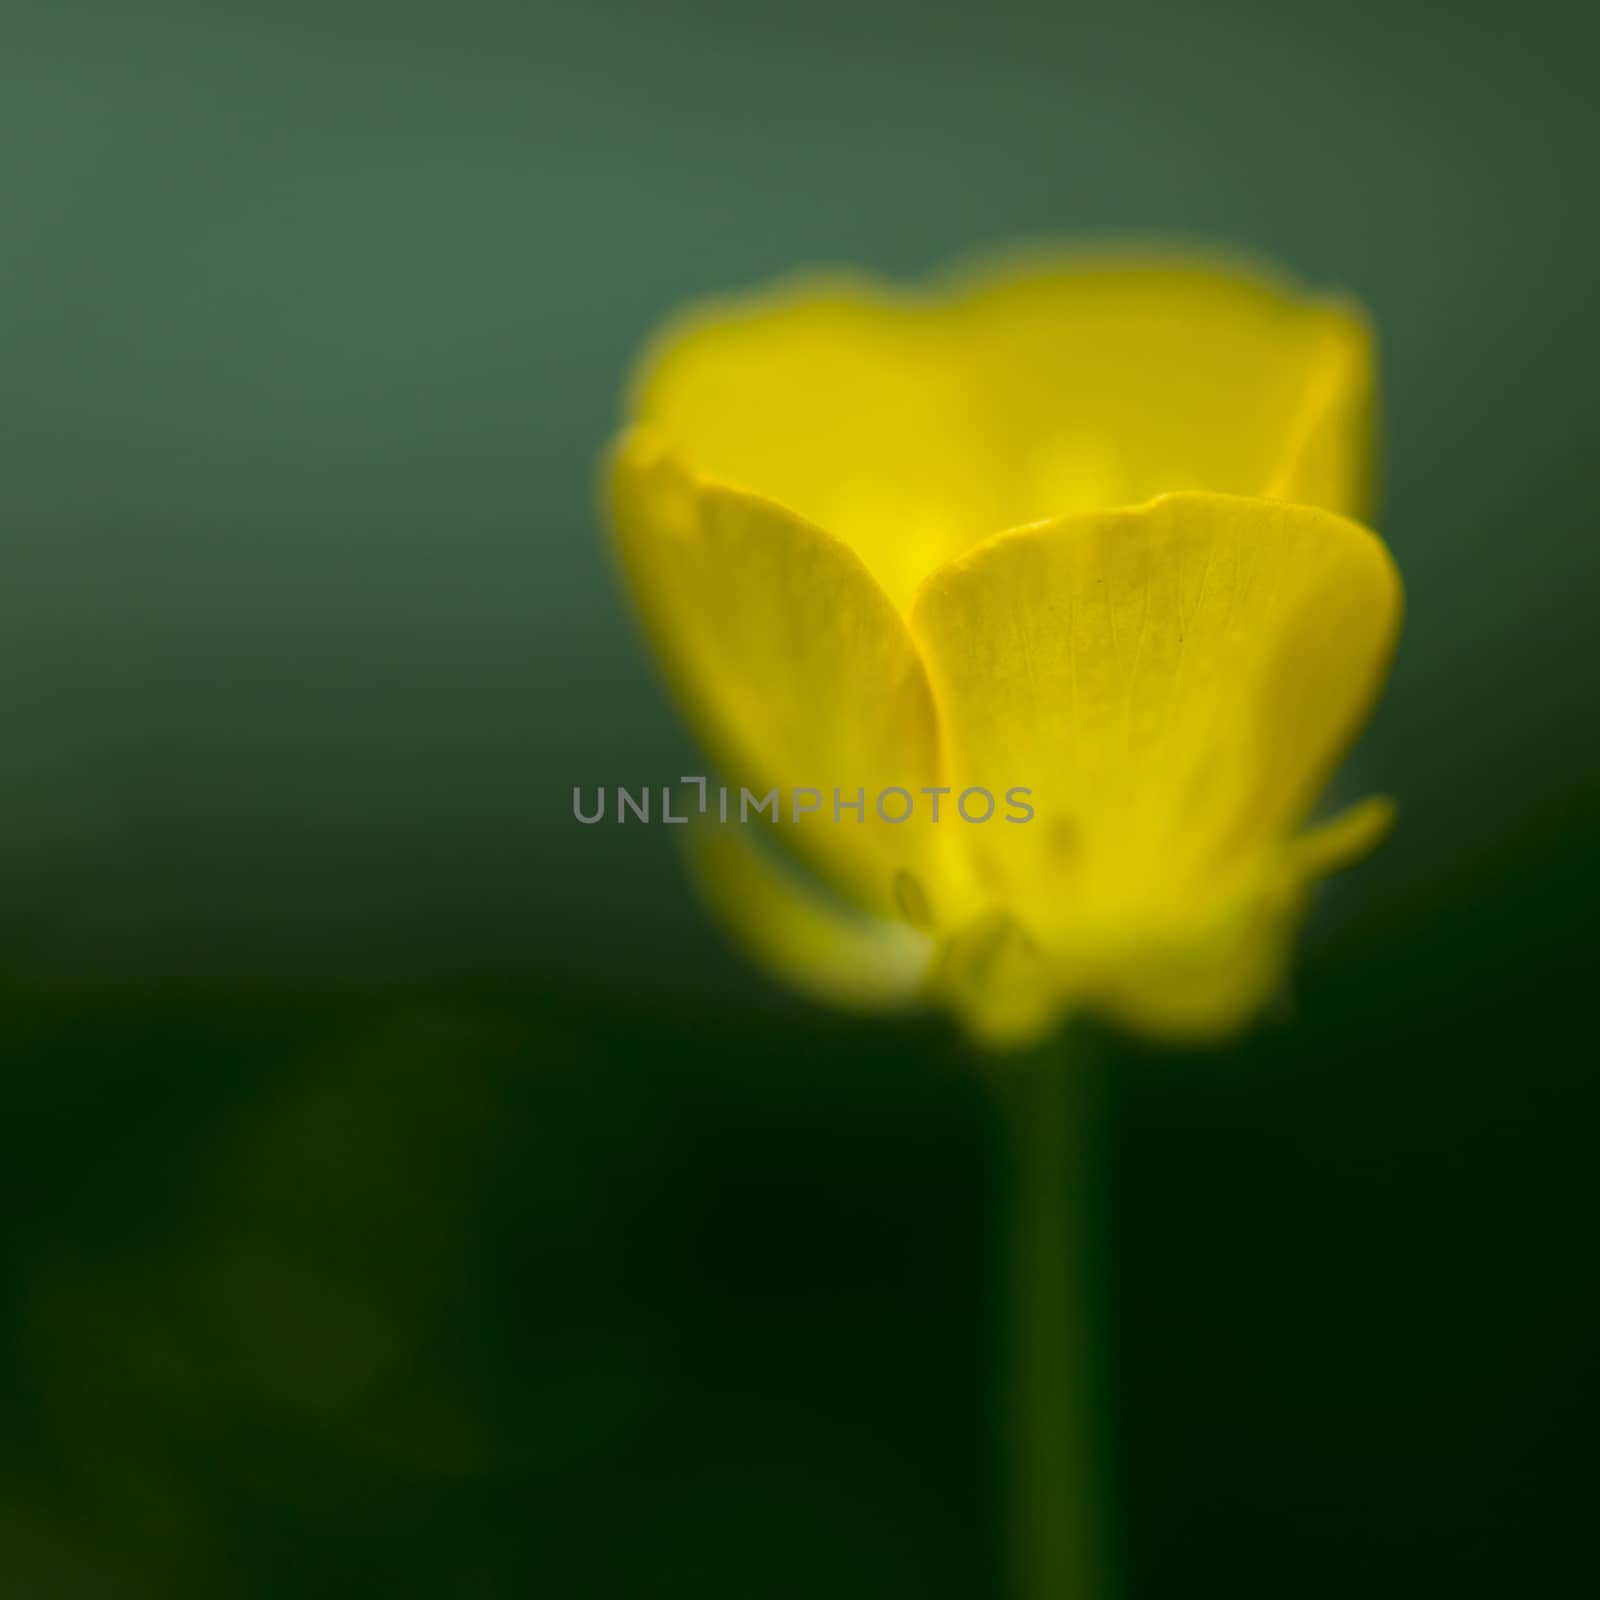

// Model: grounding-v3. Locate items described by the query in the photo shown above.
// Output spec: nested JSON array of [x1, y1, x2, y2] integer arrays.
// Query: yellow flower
[[604, 248, 1403, 1048]]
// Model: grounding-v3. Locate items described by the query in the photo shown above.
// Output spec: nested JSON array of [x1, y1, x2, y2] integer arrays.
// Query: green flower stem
[[1003, 1028, 1113, 1600]]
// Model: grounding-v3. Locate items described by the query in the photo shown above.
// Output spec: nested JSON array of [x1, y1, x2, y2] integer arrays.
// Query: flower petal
[[687, 824, 931, 1013], [955, 253, 1376, 525], [908, 492, 1403, 936], [629, 277, 994, 610], [608, 426, 947, 914], [628, 253, 1375, 607]]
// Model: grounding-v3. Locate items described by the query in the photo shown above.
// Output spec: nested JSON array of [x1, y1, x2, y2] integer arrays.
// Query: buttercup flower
[[605, 249, 1402, 1048]]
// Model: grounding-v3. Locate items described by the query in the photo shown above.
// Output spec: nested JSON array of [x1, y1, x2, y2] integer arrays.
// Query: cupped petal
[[626, 251, 1376, 609], [908, 491, 1403, 941], [952, 252, 1376, 526], [608, 426, 954, 915], [629, 277, 995, 610], [687, 823, 931, 1013]]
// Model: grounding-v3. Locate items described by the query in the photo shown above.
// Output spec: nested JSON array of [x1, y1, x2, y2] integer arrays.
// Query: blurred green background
[[3, 0, 1597, 1594]]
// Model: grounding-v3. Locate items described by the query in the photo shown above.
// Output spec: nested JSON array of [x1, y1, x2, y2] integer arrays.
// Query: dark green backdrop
[[2, 1, 1596, 1594]]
